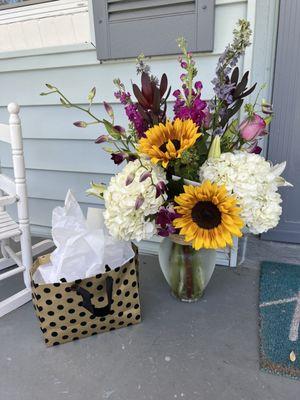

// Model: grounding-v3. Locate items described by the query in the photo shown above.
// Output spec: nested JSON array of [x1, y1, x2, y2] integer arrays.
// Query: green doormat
[[259, 261, 300, 379]]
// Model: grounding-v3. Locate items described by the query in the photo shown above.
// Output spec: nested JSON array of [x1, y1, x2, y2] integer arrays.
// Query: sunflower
[[138, 118, 201, 168], [173, 181, 244, 250]]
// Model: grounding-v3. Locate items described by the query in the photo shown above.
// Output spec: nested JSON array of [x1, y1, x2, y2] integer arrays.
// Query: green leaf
[[167, 177, 185, 200], [103, 119, 121, 140], [221, 119, 239, 152], [264, 116, 272, 126]]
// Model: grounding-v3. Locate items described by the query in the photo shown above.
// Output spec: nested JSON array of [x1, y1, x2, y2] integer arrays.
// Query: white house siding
[[0, 0, 90, 52], [0, 0, 278, 258]]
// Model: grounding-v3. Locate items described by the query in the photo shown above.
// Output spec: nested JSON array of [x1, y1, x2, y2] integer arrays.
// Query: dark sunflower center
[[159, 139, 181, 153], [191, 201, 222, 229]]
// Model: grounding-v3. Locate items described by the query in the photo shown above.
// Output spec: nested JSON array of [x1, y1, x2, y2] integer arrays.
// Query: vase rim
[[169, 234, 192, 246]]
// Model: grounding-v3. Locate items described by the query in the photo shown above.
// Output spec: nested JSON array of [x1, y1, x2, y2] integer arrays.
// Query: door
[[262, 0, 300, 243]]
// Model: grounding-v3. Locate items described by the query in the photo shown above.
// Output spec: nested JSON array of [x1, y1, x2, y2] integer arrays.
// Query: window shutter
[[92, 0, 215, 60]]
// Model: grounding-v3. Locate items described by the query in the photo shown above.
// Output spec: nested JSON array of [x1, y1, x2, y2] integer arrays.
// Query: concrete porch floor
[[0, 236, 300, 400]]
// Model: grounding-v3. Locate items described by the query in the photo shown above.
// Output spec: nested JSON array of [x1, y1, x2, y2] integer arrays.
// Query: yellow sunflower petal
[[138, 118, 200, 167], [172, 181, 244, 250]]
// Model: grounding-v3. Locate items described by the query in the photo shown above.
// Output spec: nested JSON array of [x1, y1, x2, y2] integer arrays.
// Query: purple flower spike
[[95, 135, 109, 144], [125, 172, 135, 186], [111, 152, 126, 165], [135, 194, 144, 210], [139, 171, 151, 182], [125, 103, 147, 138]]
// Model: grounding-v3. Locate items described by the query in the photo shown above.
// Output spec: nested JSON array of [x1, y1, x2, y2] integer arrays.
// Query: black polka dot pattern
[[31, 245, 141, 347]]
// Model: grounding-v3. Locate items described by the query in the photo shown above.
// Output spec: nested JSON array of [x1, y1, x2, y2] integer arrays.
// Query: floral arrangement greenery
[[42, 20, 292, 250]]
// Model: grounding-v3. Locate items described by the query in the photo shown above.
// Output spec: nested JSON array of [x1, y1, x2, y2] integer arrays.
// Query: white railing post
[[8, 103, 32, 289]]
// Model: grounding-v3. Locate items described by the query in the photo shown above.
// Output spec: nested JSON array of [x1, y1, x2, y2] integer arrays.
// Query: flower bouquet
[[43, 20, 292, 302]]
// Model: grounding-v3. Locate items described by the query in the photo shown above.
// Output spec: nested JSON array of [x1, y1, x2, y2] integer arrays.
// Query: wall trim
[[0, 0, 244, 72]]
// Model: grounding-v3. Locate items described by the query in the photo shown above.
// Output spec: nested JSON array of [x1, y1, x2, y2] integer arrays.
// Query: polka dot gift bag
[[30, 244, 141, 347]]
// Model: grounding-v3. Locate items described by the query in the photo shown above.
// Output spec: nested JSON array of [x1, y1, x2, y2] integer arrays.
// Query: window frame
[[0, 0, 57, 11]]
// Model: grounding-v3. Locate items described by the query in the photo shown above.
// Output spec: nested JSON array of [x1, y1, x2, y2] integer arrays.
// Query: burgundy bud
[[103, 101, 114, 118], [111, 152, 126, 165], [248, 141, 262, 155], [252, 145, 262, 154], [135, 194, 144, 210], [180, 61, 188, 69], [139, 171, 151, 182], [95, 135, 109, 144], [73, 121, 87, 128], [155, 181, 166, 198], [194, 81, 203, 91], [125, 172, 135, 186], [113, 125, 126, 135]]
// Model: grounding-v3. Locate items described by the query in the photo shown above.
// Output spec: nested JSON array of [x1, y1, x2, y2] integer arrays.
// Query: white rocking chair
[[0, 103, 53, 317]]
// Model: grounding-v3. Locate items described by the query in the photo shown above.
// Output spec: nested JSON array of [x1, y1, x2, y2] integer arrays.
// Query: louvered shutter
[[92, 0, 215, 60]]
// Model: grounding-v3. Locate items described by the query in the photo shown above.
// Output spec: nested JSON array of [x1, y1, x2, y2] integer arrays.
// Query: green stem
[[56, 89, 103, 124]]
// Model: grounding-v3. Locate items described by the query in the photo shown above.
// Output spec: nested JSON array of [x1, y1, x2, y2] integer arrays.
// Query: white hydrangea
[[199, 152, 292, 234], [104, 159, 167, 241]]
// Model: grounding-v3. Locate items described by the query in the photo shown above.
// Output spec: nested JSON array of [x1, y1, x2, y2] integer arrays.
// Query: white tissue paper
[[34, 190, 134, 284]]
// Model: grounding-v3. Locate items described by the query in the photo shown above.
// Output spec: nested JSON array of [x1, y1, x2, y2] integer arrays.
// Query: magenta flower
[[181, 61, 188, 69], [239, 114, 267, 141], [194, 81, 203, 91], [173, 95, 207, 126], [114, 90, 131, 105], [125, 103, 147, 138]]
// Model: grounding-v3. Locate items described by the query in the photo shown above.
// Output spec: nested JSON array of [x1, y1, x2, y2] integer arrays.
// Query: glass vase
[[158, 235, 217, 302]]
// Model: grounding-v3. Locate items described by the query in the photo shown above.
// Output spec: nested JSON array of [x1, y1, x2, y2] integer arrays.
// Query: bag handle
[[71, 276, 113, 318]]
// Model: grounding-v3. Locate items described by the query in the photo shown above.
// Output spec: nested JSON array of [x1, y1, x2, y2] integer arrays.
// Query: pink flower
[[239, 114, 266, 141]]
